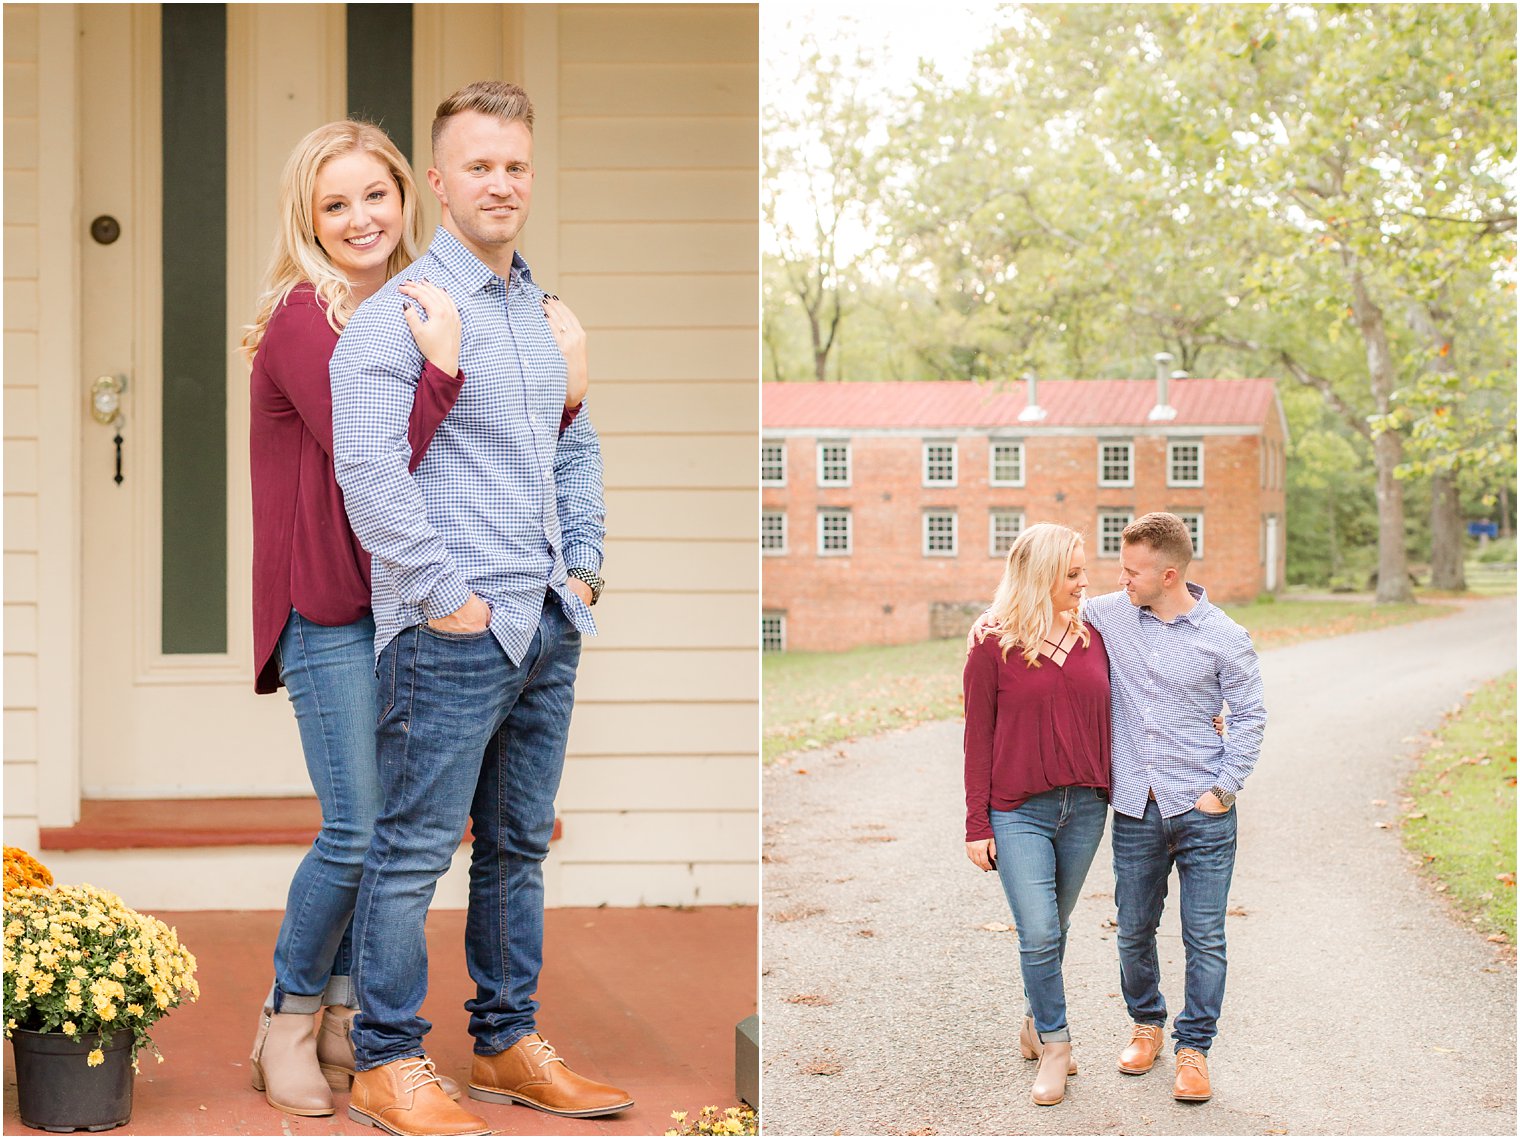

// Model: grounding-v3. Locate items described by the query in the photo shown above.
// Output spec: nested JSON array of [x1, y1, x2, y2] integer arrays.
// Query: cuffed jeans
[[350, 596, 580, 1070], [1111, 799, 1237, 1054], [270, 610, 382, 1014], [990, 787, 1108, 1042]]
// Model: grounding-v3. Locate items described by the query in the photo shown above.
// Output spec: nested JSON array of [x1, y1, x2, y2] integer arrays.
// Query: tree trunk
[[1500, 483, 1514, 540], [1428, 472, 1467, 590], [1345, 255, 1413, 603], [1409, 300, 1465, 590]]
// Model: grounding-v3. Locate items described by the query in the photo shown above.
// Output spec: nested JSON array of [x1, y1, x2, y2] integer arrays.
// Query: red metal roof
[[762, 379, 1280, 429]]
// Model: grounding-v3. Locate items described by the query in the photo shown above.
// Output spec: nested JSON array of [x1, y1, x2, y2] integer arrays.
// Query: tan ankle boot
[[250, 1008, 334, 1116], [316, 1007, 462, 1099], [1019, 1016, 1078, 1073], [1031, 1041, 1072, 1106]]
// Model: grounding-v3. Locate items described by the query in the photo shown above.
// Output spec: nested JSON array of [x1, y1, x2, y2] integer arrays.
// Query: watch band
[[566, 567, 604, 605], [1208, 786, 1236, 809]]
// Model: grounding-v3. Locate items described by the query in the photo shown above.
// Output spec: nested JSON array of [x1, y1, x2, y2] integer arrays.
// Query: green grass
[[1401, 671, 1517, 946], [764, 597, 1460, 763]]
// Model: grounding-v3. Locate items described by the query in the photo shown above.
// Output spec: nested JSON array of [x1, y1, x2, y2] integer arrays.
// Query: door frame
[[34, 3, 82, 827]]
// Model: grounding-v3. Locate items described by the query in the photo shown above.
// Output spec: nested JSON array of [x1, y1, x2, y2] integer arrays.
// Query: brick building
[[761, 373, 1288, 653]]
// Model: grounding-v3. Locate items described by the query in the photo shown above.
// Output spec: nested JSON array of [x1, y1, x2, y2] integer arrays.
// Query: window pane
[[991, 441, 1024, 484]]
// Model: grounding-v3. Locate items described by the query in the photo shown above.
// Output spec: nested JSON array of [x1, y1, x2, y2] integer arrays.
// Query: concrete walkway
[[761, 597, 1516, 1136]]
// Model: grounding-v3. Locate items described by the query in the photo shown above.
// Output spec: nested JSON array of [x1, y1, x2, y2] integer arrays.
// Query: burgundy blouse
[[962, 626, 1112, 841], [249, 285, 464, 693]]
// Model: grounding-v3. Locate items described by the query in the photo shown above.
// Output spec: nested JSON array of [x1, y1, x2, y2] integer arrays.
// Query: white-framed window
[[1098, 441, 1134, 487], [761, 612, 786, 653], [817, 440, 851, 486], [989, 439, 1025, 486], [923, 510, 957, 556], [922, 440, 957, 486], [761, 439, 786, 486], [761, 510, 787, 555], [1098, 510, 1133, 557], [1167, 440, 1203, 487], [1176, 511, 1204, 558], [818, 508, 852, 555], [989, 509, 1025, 557]]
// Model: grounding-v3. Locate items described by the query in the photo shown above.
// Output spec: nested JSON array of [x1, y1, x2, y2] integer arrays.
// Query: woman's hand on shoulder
[[966, 837, 997, 872], [541, 293, 588, 409], [965, 609, 997, 655], [399, 279, 461, 378]]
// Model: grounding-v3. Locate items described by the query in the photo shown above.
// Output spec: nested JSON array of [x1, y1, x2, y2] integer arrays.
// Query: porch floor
[[3, 906, 757, 1136]]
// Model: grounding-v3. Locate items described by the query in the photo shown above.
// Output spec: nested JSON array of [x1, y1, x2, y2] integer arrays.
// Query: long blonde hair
[[241, 120, 421, 360], [984, 522, 1091, 667]]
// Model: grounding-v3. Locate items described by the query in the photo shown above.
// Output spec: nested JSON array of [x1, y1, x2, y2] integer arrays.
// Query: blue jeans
[[350, 596, 580, 1069], [1111, 799, 1237, 1053], [270, 611, 383, 1013], [990, 787, 1108, 1042]]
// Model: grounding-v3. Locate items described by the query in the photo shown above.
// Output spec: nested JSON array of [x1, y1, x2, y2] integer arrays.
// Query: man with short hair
[[332, 80, 629, 1135], [1082, 511, 1266, 1103]]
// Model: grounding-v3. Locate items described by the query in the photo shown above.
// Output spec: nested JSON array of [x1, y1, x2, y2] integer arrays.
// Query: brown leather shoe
[[317, 1008, 462, 1100], [1172, 1047, 1212, 1101], [250, 1008, 334, 1116], [348, 1057, 490, 1135], [467, 1033, 633, 1117], [1018, 1016, 1078, 1074], [1118, 1023, 1164, 1074]]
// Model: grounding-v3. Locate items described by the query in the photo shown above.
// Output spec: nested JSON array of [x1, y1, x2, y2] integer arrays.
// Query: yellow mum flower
[[61, 1020, 76, 1035], [87, 1048, 104, 1067], [99, 1002, 117, 1021], [127, 1003, 145, 1017], [109, 961, 127, 978], [65, 994, 82, 1013], [67, 979, 81, 994], [73, 965, 87, 978]]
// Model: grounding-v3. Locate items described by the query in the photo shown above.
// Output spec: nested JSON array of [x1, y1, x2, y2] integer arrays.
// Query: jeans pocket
[[420, 622, 493, 642]]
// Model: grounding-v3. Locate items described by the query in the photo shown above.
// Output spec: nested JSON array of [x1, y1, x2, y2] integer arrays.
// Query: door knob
[[90, 374, 127, 426]]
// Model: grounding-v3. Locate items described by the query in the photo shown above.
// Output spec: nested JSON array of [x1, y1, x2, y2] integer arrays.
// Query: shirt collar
[[425, 226, 536, 295], [1139, 581, 1211, 627]]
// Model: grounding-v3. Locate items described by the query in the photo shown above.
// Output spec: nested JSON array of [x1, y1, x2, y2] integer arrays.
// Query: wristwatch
[[566, 567, 604, 606], [1208, 786, 1236, 810]]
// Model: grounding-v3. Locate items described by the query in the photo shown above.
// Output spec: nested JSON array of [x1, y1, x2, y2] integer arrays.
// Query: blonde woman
[[964, 523, 1110, 1107], [243, 120, 586, 1117]]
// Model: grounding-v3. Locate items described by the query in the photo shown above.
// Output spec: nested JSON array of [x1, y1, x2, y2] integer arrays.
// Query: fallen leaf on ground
[[1373, 821, 1391, 829], [794, 769, 809, 775], [803, 1059, 842, 1076], [852, 835, 896, 843], [1372, 798, 1388, 807], [857, 929, 875, 937], [771, 905, 823, 923], [785, 994, 833, 1006], [1487, 933, 1508, 943], [1406, 812, 1426, 821], [979, 922, 1014, 932], [1496, 873, 1515, 887], [1226, 905, 1249, 917]]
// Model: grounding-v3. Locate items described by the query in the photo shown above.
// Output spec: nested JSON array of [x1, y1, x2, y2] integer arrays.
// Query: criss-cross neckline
[[1035, 618, 1080, 668]]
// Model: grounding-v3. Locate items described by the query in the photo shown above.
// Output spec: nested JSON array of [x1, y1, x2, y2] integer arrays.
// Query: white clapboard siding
[[552, 4, 758, 905], [2, 4, 42, 850]]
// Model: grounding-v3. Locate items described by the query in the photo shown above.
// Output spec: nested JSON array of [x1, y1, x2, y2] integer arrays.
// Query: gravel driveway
[[761, 596, 1517, 1136]]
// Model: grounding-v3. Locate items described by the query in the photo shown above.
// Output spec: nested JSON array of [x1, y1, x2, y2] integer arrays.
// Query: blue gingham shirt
[[331, 227, 604, 664], [1084, 584, 1266, 820]]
